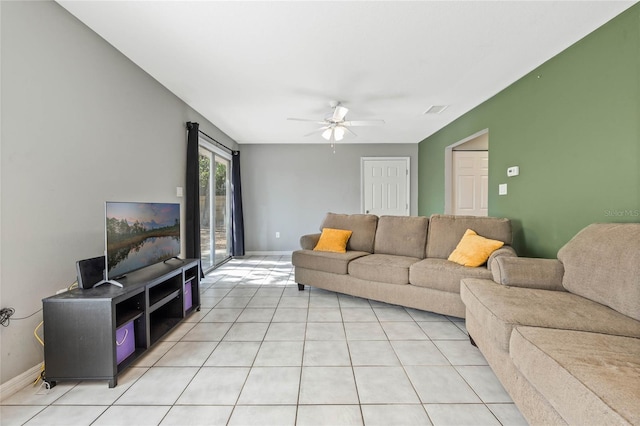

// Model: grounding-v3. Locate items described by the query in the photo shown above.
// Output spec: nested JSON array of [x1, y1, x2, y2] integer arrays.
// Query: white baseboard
[[243, 251, 292, 256], [0, 363, 43, 402]]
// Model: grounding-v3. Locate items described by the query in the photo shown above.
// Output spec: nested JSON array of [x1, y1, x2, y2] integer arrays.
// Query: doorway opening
[[444, 130, 489, 216]]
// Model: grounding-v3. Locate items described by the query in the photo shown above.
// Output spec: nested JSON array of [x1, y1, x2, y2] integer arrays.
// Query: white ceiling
[[57, 1, 635, 145]]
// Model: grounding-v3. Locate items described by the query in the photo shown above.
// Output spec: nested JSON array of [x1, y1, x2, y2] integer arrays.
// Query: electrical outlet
[[499, 183, 508, 195], [507, 166, 519, 177], [275, 232, 280, 239]]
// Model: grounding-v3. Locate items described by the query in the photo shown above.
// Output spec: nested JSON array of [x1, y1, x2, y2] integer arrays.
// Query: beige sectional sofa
[[292, 212, 515, 318], [461, 223, 640, 425]]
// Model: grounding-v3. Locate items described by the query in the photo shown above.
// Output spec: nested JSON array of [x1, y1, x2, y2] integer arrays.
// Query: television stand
[[42, 259, 201, 388]]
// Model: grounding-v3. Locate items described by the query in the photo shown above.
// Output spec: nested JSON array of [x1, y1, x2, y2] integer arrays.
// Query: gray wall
[[0, 1, 237, 384], [240, 143, 419, 252]]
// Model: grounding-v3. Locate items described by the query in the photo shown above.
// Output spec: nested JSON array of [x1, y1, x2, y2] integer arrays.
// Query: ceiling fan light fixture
[[322, 128, 333, 140], [334, 126, 345, 141]]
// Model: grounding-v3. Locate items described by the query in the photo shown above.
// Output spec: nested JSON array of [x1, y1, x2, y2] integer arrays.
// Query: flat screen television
[[105, 201, 181, 282]]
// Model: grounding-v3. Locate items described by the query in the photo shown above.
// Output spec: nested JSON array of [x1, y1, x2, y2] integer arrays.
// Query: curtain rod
[[198, 129, 234, 154]]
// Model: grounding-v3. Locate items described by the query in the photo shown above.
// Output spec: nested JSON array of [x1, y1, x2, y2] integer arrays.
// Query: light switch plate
[[507, 166, 520, 177], [176, 187, 184, 197], [499, 183, 508, 195]]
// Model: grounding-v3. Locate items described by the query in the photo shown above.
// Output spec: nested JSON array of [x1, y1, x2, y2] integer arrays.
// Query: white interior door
[[362, 157, 410, 216], [452, 151, 488, 216]]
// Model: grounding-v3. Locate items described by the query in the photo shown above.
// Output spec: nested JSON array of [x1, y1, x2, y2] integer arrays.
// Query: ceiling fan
[[287, 101, 385, 150]]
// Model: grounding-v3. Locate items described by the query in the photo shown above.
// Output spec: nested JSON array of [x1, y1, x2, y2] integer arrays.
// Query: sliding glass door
[[199, 144, 231, 272], [213, 155, 231, 265]]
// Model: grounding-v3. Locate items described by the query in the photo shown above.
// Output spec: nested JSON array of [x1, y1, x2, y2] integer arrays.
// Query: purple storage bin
[[184, 280, 193, 311], [115, 320, 135, 364]]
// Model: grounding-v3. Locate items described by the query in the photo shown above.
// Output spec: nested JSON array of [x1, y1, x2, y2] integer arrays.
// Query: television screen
[[106, 202, 181, 280]]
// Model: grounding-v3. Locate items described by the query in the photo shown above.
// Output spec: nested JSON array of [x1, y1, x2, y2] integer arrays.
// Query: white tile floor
[[0, 255, 528, 426]]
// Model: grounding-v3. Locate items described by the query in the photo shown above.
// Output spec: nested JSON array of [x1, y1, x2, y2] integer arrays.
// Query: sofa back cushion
[[374, 215, 429, 259], [321, 213, 378, 253], [558, 223, 640, 321], [426, 214, 512, 259]]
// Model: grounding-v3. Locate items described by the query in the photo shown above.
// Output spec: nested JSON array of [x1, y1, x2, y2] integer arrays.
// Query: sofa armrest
[[487, 246, 517, 271], [491, 257, 565, 291], [300, 233, 321, 250]]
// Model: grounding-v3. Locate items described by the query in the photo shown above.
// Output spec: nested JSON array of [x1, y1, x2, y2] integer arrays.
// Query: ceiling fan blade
[[343, 126, 358, 137], [332, 105, 349, 122], [342, 119, 385, 126], [304, 127, 330, 137], [287, 118, 327, 124]]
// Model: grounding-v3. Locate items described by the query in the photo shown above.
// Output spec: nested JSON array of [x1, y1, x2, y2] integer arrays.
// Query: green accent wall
[[418, 4, 640, 258]]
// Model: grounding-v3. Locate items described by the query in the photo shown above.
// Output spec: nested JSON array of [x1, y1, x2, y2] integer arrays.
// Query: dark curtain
[[185, 122, 204, 277], [231, 150, 245, 256]]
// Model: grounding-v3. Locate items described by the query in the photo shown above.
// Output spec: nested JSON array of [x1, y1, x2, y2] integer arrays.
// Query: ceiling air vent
[[424, 105, 448, 114]]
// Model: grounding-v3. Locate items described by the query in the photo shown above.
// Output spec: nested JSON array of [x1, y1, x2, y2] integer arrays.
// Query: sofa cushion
[[448, 229, 504, 267], [511, 327, 640, 425], [558, 223, 640, 321], [374, 215, 429, 259], [348, 254, 420, 285], [460, 278, 640, 352], [410, 258, 492, 293], [292, 249, 370, 275], [321, 213, 378, 253], [314, 228, 353, 253], [426, 215, 512, 259]]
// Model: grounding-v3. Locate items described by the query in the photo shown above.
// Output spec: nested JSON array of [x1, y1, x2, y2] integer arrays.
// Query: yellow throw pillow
[[448, 229, 505, 267], [313, 228, 353, 253]]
